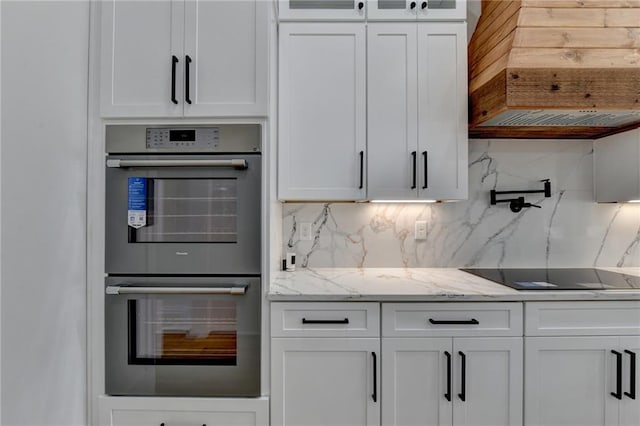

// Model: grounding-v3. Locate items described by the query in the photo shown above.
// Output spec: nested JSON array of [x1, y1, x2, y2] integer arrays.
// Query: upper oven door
[[105, 154, 261, 275]]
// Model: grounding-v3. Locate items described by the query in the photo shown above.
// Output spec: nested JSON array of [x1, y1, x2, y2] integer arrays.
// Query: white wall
[[1, 1, 89, 425]]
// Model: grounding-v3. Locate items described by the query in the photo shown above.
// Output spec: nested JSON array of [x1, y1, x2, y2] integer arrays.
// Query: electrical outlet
[[299, 222, 313, 241], [415, 220, 428, 240]]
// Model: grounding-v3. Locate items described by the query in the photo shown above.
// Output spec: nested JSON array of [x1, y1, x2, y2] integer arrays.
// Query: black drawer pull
[[612, 350, 623, 400], [371, 352, 378, 403], [458, 351, 466, 402], [429, 318, 479, 325], [302, 318, 349, 324], [170, 56, 178, 105], [625, 350, 636, 400], [444, 351, 452, 401]]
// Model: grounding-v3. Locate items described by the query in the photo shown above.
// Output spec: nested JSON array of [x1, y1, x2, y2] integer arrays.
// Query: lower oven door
[[105, 276, 260, 397]]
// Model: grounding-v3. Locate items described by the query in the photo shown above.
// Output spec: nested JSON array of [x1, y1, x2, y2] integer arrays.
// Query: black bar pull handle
[[612, 350, 623, 400], [359, 151, 364, 190], [371, 352, 378, 403], [422, 151, 428, 189], [410, 1, 417, 8], [171, 56, 179, 104], [625, 350, 636, 400], [458, 351, 466, 402], [301, 318, 349, 325], [421, 1, 428, 8], [444, 351, 452, 402], [411, 151, 417, 189], [185, 55, 192, 105], [358, 1, 364, 9], [429, 318, 479, 325]]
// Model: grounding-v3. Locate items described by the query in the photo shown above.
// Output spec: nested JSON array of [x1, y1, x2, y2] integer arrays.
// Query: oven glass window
[[130, 178, 237, 243], [129, 298, 237, 365]]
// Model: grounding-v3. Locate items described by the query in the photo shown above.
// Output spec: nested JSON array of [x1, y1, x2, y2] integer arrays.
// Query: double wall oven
[[104, 124, 261, 397]]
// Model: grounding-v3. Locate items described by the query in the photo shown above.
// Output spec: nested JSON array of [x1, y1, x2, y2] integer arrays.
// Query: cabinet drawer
[[525, 301, 640, 336], [382, 303, 523, 337], [271, 302, 380, 337], [99, 396, 268, 426]]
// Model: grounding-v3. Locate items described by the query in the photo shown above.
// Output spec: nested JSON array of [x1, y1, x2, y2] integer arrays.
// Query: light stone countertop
[[268, 267, 640, 302]]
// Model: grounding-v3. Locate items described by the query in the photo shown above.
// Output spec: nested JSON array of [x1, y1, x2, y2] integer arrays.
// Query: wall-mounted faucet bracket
[[490, 179, 551, 213]]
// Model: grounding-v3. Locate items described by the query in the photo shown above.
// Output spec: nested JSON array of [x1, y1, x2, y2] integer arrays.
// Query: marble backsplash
[[282, 139, 640, 268]]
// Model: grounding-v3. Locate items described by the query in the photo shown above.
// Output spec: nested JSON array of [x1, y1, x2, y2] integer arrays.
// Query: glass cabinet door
[[279, 0, 366, 20], [368, 0, 416, 20], [417, 0, 466, 21], [369, 0, 465, 20]]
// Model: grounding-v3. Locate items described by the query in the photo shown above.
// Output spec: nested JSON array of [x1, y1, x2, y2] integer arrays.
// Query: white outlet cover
[[415, 220, 428, 240], [299, 222, 313, 241]]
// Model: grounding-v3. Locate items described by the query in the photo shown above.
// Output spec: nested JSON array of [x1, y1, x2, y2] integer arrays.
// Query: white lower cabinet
[[270, 302, 381, 426], [381, 302, 523, 426], [524, 302, 640, 426], [382, 337, 523, 426], [98, 396, 269, 426], [270, 338, 380, 426]]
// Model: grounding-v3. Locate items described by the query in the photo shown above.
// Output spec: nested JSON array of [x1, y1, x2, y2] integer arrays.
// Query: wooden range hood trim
[[468, 0, 640, 139]]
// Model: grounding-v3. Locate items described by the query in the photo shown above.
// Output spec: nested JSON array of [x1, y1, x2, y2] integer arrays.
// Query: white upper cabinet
[[278, 0, 366, 21], [278, 23, 367, 200], [368, 0, 467, 21], [183, 0, 268, 117], [367, 24, 419, 200], [100, 0, 268, 118], [100, 1, 184, 117], [367, 22, 467, 201], [417, 23, 467, 200], [595, 129, 640, 203]]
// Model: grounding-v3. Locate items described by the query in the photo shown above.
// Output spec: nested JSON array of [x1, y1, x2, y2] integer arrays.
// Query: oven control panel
[[146, 127, 219, 149]]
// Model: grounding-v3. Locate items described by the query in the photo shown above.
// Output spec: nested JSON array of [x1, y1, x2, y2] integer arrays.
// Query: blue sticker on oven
[[128, 177, 147, 229]]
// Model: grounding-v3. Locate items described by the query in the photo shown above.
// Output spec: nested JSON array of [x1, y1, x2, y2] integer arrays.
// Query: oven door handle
[[106, 159, 248, 169], [105, 286, 247, 295]]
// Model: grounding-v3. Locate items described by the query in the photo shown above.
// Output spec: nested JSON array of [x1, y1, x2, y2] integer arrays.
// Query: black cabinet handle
[[421, 1, 428, 8], [358, 1, 364, 9], [371, 352, 377, 403], [185, 55, 192, 105], [429, 318, 479, 325], [625, 350, 636, 400], [411, 151, 417, 189], [458, 351, 466, 402], [359, 151, 364, 190], [410, 1, 417, 8], [444, 351, 451, 402], [171, 56, 179, 104], [612, 350, 623, 400], [422, 151, 428, 189], [301, 318, 349, 324]]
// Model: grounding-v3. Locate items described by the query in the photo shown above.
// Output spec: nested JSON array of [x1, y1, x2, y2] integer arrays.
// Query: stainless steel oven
[[105, 124, 261, 275], [105, 276, 260, 397]]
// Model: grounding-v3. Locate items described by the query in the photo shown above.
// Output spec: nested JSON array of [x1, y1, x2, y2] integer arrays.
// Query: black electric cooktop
[[461, 268, 640, 291]]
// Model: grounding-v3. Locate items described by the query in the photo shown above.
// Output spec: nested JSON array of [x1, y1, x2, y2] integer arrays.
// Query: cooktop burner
[[461, 268, 640, 291]]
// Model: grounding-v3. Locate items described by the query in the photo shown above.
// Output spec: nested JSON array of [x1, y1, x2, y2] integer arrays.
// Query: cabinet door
[[620, 337, 640, 426], [278, 24, 367, 200], [525, 336, 620, 426], [278, 0, 366, 21], [100, 0, 184, 117], [184, 0, 267, 117], [367, 24, 418, 200], [271, 338, 380, 426], [368, 0, 417, 21], [416, 0, 466, 21], [417, 23, 467, 200], [381, 338, 452, 426], [452, 338, 523, 426]]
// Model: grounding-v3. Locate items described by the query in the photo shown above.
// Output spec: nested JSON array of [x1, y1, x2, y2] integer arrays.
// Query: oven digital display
[[170, 129, 196, 142], [146, 127, 219, 149]]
